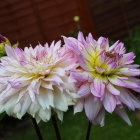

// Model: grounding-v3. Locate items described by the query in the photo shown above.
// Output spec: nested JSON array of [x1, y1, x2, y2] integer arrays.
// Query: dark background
[[0, 0, 140, 47]]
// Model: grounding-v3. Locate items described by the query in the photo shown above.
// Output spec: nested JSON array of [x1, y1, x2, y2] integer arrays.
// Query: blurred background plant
[[0, 34, 18, 58]]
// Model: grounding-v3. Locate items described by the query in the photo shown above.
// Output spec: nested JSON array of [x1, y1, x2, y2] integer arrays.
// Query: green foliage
[[125, 26, 140, 64], [0, 112, 5, 121], [0, 36, 18, 58], [6, 110, 140, 140]]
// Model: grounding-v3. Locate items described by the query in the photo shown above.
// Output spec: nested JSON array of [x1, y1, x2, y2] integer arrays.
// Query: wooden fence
[[89, 0, 140, 40], [0, 0, 95, 48], [0, 0, 139, 47]]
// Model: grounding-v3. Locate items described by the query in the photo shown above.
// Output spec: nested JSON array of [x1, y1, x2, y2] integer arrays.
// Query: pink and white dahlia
[[0, 41, 77, 122], [64, 32, 140, 126]]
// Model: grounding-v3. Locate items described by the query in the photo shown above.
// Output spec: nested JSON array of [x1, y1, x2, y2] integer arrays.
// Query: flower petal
[[106, 83, 120, 95], [78, 83, 90, 97], [103, 91, 116, 113], [84, 96, 102, 121], [115, 107, 131, 125], [5, 44, 16, 59], [122, 52, 135, 64], [90, 83, 101, 97], [74, 99, 84, 114], [119, 88, 135, 110], [94, 78, 105, 97], [108, 76, 126, 87], [92, 109, 105, 126]]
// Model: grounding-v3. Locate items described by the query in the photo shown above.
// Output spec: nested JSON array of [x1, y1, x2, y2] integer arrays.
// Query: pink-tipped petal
[[90, 83, 101, 97], [115, 107, 132, 125], [92, 109, 105, 127], [94, 78, 105, 97], [97, 37, 109, 50], [122, 52, 135, 64], [108, 76, 126, 87], [119, 88, 135, 110], [5, 45, 16, 59], [106, 84, 120, 95], [78, 32, 86, 45], [85, 96, 102, 121], [78, 83, 90, 97], [103, 91, 116, 113]]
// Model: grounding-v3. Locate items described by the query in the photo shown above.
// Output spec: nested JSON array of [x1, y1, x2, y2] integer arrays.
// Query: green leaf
[[0, 112, 6, 120]]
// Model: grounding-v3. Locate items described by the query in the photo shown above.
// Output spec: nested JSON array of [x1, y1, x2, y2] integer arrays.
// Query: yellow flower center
[[88, 51, 120, 80]]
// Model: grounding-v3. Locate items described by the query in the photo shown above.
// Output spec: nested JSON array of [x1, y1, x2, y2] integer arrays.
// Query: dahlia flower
[[64, 32, 140, 126], [0, 41, 77, 122]]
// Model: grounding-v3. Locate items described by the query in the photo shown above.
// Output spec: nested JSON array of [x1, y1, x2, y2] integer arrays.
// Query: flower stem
[[86, 121, 92, 140], [52, 115, 61, 140], [32, 118, 44, 140]]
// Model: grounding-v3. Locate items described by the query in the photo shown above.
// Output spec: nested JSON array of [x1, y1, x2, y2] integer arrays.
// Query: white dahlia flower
[[0, 41, 77, 122]]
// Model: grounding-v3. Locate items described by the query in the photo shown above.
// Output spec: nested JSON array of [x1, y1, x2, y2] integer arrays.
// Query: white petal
[[29, 103, 40, 117], [38, 108, 51, 121], [5, 44, 16, 59], [38, 88, 54, 109], [74, 99, 84, 114], [28, 88, 36, 102], [56, 110, 63, 121], [20, 95, 31, 115], [5, 96, 17, 116], [54, 92, 68, 111], [41, 82, 53, 90]]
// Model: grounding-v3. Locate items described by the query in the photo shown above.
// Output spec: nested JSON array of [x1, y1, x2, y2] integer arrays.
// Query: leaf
[[0, 112, 6, 120]]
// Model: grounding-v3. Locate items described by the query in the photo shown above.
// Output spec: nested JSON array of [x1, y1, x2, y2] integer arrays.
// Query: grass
[[6, 109, 140, 140]]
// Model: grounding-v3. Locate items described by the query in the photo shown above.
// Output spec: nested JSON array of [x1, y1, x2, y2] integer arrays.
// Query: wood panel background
[[0, 0, 95, 48], [0, 0, 139, 48], [89, 0, 140, 40]]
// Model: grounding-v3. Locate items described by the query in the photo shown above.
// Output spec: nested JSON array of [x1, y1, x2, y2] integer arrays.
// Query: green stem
[[86, 121, 92, 140], [52, 115, 61, 140], [32, 118, 44, 140]]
